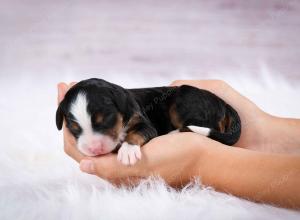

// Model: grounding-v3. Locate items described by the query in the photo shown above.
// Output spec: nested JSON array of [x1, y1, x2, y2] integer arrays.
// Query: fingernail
[[80, 160, 96, 174]]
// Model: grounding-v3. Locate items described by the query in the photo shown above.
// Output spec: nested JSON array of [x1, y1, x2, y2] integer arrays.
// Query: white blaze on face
[[70, 93, 118, 156]]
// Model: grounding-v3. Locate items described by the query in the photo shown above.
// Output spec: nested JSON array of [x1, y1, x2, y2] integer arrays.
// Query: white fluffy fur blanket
[[0, 73, 299, 220]]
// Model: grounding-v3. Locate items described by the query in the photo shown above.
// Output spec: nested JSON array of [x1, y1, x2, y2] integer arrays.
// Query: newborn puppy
[[56, 78, 241, 165]]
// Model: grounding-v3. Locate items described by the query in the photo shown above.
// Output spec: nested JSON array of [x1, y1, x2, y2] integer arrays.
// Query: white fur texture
[[1, 0, 300, 218], [70, 93, 118, 156], [187, 126, 211, 136], [117, 142, 142, 165], [0, 73, 300, 220], [70, 93, 90, 132]]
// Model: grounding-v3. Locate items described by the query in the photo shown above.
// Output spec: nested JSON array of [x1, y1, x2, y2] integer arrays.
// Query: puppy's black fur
[[56, 78, 241, 150]]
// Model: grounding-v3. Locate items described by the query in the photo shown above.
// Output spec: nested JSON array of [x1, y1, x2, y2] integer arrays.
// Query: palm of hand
[[57, 80, 270, 185]]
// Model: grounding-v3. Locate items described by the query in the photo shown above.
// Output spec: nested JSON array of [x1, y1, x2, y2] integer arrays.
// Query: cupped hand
[[57, 81, 300, 208], [171, 80, 269, 149], [57, 82, 85, 162], [57, 80, 269, 186], [80, 132, 214, 187]]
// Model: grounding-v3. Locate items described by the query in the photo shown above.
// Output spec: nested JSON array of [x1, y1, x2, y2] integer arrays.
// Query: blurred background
[[1, 2, 300, 218], [1, 0, 300, 84], [0, 0, 299, 141]]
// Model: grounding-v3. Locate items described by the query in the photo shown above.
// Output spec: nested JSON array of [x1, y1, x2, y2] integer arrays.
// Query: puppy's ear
[[56, 102, 65, 130]]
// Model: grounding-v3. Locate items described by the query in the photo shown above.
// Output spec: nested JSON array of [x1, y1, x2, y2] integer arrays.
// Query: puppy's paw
[[117, 142, 141, 165]]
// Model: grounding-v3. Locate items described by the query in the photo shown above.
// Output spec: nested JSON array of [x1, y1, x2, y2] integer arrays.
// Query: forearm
[[263, 115, 300, 153], [195, 142, 300, 209]]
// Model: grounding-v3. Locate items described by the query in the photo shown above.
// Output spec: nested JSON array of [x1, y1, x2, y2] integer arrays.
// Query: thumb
[[57, 82, 68, 105], [80, 159, 96, 174]]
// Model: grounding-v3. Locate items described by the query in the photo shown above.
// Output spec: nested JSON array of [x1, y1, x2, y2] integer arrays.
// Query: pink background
[[1, 0, 299, 85]]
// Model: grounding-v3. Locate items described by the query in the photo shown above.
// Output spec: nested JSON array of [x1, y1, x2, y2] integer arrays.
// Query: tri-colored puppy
[[56, 78, 241, 165]]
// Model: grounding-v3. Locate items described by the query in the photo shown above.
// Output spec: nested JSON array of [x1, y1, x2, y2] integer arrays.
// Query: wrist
[[238, 110, 272, 151], [188, 137, 214, 183], [262, 114, 300, 153], [166, 134, 211, 187]]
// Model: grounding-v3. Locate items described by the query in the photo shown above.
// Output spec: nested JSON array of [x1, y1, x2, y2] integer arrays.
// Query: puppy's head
[[56, 79, 135, 156]]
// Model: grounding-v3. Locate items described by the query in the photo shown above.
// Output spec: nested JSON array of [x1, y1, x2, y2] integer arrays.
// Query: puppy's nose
[[88, 142, 104, 155]]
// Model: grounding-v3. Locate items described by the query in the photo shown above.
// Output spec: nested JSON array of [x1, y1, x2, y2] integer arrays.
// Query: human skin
[[57, 80, 300, 209]]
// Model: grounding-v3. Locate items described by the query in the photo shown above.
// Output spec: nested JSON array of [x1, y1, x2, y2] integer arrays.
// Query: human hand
[[57, 82, 85, 163], [171, 80, 300, 153], [56, 80, 274, 186], [171, 80, 270, 150], [57, 81, 300, 209], [56, 81, 223, 186], [80, 132, 221, 187]]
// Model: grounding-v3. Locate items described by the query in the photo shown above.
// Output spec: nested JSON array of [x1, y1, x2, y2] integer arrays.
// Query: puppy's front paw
[[117, 142, 141, 165]]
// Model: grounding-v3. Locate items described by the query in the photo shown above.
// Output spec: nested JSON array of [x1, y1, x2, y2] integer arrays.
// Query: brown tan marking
[[94, 113, 104, 124], [124, 112, 146, 145], [125, 131, 146, 146], [126, 113, 142, 129], [70, 121, 80, 132], [218, 114, 233, 133], [107, 113, 123, 140], [169, 104, 183, 129], [218, 115, 226, 133], [226, 115, 233, 131]]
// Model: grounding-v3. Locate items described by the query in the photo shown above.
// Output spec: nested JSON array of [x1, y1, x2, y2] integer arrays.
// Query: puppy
[[56, 78, 241, 165]]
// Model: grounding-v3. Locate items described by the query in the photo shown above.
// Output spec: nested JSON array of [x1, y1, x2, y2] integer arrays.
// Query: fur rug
[[0, 72, 300, 220]]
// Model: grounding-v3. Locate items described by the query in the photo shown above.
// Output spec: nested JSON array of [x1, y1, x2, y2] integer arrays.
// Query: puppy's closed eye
[[70, 121, 80, 130], [67, 120, 82, 136]]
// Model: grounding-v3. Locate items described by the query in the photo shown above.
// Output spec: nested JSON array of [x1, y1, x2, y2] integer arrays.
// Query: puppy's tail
[[184, 104, 241, 146]]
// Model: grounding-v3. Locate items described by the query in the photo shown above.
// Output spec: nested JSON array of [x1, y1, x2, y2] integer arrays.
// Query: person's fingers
[[80, 160, 96, 174], [57, 81, 77, 105], [63, 121, 85, 162], [57, 81, 84, 162], [80, 154, 144, 180], [69, 82, 77, 87], [57, 82, 68, 105], [170, 80, 248, 113], [170, 80, 230, 96], [170, 79, 209, 87]]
